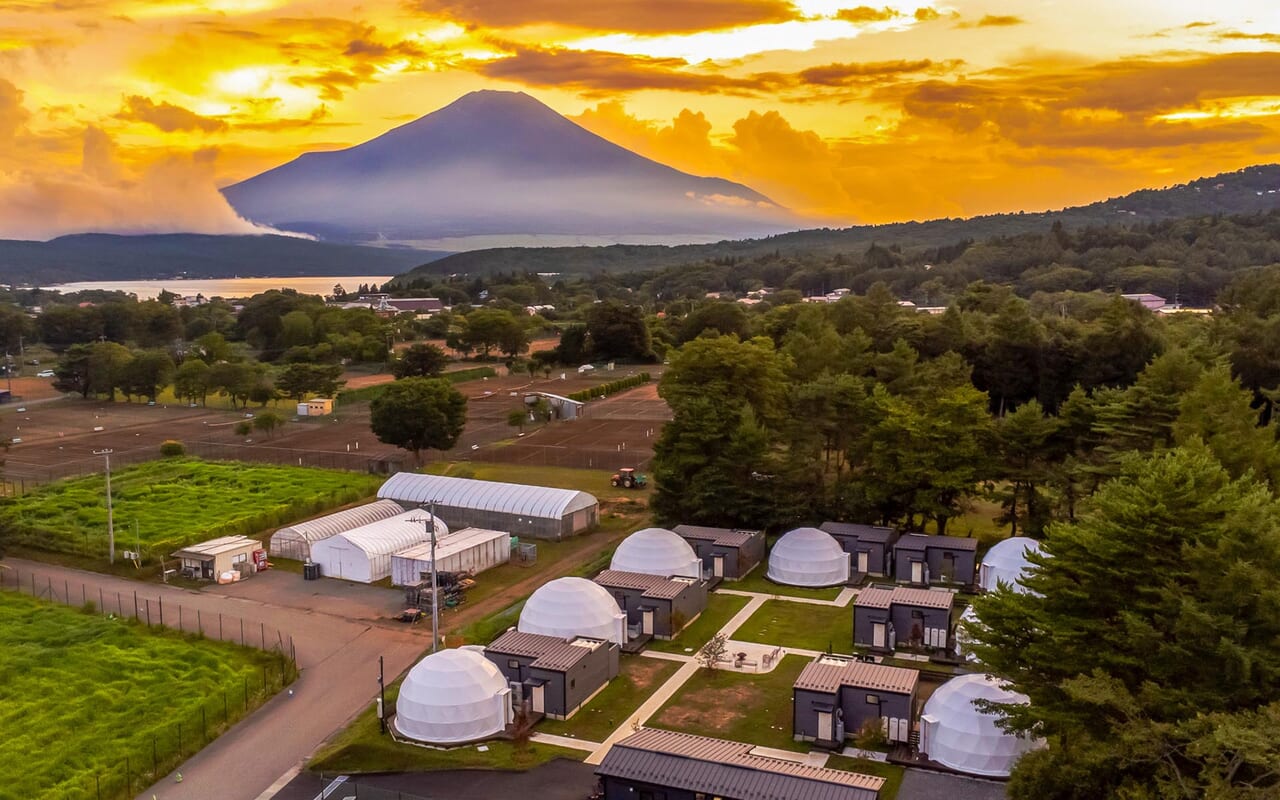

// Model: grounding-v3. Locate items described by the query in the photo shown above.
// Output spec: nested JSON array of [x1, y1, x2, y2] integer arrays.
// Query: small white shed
[[391, 527, 511, 586]]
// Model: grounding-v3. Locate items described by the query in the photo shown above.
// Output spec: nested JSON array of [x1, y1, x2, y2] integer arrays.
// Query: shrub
[[159, 440, 185, 457], [566, 372, 651, 403], [853, 718, 890, 751]]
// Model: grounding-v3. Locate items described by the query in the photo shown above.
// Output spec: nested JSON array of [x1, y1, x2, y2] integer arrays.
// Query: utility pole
[[429, 499, 439, 653], [378, 655, 386, 734], [94, 449, 115, 564]]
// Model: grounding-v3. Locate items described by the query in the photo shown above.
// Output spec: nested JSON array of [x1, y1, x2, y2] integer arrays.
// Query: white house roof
[[610, 528, 702, 578], [173, 535, 261, 558], [379, 473, 597, 521], [921, 674, 1041, 777], [394, 527, 509, 561], [980, 537, 1044, 593], [767, 527, 850, 588], [271, 500, 405, 547], [518, 577, 626, 645], [394, 648, 509, 744]]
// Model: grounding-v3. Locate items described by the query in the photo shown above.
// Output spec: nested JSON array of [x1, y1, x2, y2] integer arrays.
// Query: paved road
[[6, 559, 431, 800], [273, 758, 596, 800]]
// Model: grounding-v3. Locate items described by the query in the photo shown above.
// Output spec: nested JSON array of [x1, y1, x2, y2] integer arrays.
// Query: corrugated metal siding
[[598, 747, 881, 800], [390, 528, 511, 586]]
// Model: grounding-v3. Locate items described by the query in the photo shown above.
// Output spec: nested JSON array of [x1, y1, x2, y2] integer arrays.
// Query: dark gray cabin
[[819, 522, 900, 577], [853, 586, 954, 655], [593, 570, 707, 639], [891, 533, 977, 587], [793, 654, 919, 746], [671, 524, 766, 580], [484, 630, 619, 720], [596, 728, 885, 800]]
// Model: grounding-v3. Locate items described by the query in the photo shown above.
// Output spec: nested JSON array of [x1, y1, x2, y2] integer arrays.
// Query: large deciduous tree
[[393, 343, 449, 379], [971, 446, 1280, 799], [369, 377, 467, 464]]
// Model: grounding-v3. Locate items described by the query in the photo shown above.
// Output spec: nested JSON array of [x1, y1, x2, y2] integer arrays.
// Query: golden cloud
[[118, 95, 228, 132], [798, 58, 959, 87], [412, 0, 801, 34], [834, 6, 900, 24]]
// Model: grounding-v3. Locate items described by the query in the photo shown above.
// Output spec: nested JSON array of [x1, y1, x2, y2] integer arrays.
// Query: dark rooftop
[[894, 533, 978, 552], [672, 524, 762, 548], [820, 522, 899, 543]]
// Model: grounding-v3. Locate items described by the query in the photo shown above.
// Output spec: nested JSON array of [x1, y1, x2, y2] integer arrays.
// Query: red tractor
[[610, 468, 648, 489]]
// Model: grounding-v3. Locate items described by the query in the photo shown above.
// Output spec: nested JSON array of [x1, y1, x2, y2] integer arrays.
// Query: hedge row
[[335, 367, 497, 404], [567, 372, 651, 402]]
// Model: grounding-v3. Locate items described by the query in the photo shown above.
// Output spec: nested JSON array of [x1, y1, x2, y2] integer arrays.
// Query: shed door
[[872, 622, 886, 649], [817, 711, 834, 741], [531, 684, 545, 714], [641, 609, 655, 636], [856, 551, 869, 574], [910, 560, 924, 583], [712, 555, 725, 578]]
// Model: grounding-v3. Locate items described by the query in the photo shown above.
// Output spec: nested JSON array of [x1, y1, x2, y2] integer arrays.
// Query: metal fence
[[0, 565, 299, 800]]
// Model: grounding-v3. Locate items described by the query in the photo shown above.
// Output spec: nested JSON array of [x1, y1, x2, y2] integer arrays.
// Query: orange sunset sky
[[1, 0, 1278, 240]]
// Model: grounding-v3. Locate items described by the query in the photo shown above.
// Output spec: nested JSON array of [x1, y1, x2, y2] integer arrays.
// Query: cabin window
[[508, 659, 520, 670], [866, 694, 880, 705]]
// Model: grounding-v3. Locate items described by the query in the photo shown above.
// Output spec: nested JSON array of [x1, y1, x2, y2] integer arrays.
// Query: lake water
[[43, 276, 397, 301]]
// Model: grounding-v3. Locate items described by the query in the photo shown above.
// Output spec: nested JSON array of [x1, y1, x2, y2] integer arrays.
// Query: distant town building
[[1121, 293, 1168, 311]]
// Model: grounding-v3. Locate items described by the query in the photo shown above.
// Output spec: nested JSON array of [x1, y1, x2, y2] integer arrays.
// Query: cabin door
[[641, 609, 655, 635], [872, 622, 887, 649], [713, 555, 725, 578], [942, 553, 956, 582], [856, 551, 869, 574], [910, 561, 924, 583], [531, 684, 545, 714], [817, 711, 834, 742]]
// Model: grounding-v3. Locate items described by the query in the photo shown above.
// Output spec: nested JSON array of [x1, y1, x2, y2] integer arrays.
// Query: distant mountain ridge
[[222, 90, 798, 247], [390, 164, 1280, 281], [0, 234, 445, 285]]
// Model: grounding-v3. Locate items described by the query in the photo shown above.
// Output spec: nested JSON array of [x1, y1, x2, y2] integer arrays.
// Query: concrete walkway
[[717, 587, 858, 608], [530, 733, 601, 752], [584, 594, 767, 765]]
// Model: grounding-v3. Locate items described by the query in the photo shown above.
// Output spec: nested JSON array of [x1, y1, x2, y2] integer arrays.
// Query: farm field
[[0, 592, 283, 800], [539, 656, 682, 743], [733, 598, 854, 654], [648, 654, 810, 752], [0, 458, 382, 559]]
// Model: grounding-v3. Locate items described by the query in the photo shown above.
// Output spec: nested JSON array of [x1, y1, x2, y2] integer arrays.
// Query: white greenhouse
[[269, 499, 406, 561], [766, 527, 851, 587], [309, 510, 447, 584], [393, 648, 512, 744], [979, 537, 1044, 593], [609, 528, 702, 579], [920, 674, 1042, 777], [378, 472, 598, 540], [391, 528, 512, 587], [518, 577, 627, 646]]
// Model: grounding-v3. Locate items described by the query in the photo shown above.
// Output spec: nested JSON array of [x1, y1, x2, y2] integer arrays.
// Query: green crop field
[[0, 592, 285, 799], [0, 458, 382, 560]]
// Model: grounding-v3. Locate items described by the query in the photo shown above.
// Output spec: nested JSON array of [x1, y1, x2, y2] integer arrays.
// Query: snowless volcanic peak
[[222, 90, 797, 247]]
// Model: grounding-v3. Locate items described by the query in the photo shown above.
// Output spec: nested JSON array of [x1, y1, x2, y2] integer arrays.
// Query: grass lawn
[[648, 592, 751, 654], [730, 569, 844, 601], [733, 598, 853, 654], [455, 600, 526, 647], [648, 654, 810, 752], [309, 680, 584, 773], [539, 656, 681, 743], [0, 592, 285, 800], [932, 496, 1007, 549], [825, 756, 905, 800], [0, 458, 382, 561]]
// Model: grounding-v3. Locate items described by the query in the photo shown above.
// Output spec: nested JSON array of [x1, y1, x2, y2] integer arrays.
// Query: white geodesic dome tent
[[920, 674, 1042, 777], [394, 648, 512, 744], [309, 510, 447, 584], [954, 605, 983, 663], [609, 528, 702, 578], [518, 577, 626, 645], [979, 537, 1044, 593], [269, 499, 405, 561], [766, 527, 850, 587]]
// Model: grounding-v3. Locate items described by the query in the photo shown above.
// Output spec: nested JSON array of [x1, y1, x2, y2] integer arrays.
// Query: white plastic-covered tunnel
[[393, 648, 512, 744], [518, 577, 627, 645], [766, 527, 850, 587], [919, 673, 1042, 777], [609, 527, 702, 578]]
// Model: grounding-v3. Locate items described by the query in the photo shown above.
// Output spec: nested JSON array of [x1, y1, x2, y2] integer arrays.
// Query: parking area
[[203, 569, 408, 623]]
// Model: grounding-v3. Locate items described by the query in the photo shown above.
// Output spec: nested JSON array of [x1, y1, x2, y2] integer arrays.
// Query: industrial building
[[269, 499, 405, 561], [378, 472, 598, 540], [393, 648, 512, 745], [979, 537, 1044, 593], [483, 630, 620, 720], [919, 674, 1042, 777], [390, 527, 511, 587], [819, 522, 899, 577], [518, 577, 627, 646], [793, 654, 919, 746], [609, 528, 702, 579], [853, 586, 954, 654], [592, 570, 707, 640], [892, 534, 978, 587], [767, 527, 851, 587], [309, 510, 447, 583], [172, 535, 265, 581], [671, 524, 765, 580], [596, 729, 885, 800]]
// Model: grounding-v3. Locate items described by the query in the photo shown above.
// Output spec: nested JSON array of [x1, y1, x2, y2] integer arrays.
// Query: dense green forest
[[393, 164, 1280, 283]]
